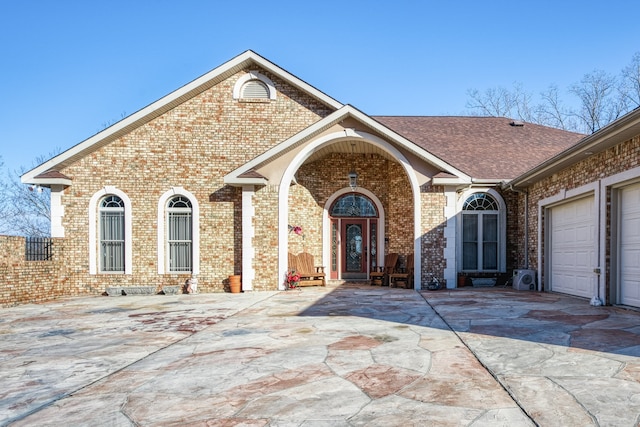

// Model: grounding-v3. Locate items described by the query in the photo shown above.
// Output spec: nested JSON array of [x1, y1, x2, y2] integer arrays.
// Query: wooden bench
[[288, 252, 326, 286]]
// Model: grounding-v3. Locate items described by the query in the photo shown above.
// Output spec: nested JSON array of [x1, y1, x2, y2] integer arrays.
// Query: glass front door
[[342, 219, 367, 279]]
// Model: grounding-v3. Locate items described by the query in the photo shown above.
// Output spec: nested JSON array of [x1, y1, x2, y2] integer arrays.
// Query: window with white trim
[[99, 195, 125, 272], [167, 195, 192, 272], [462, 193, 500, 271]]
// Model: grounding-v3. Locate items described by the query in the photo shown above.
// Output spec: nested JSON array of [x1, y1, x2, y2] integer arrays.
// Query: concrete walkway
[[1, 284, 639, 426]]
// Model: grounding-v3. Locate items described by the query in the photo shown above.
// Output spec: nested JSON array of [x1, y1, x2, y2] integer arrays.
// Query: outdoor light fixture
[[348, 143, 358, 191], [348, 169, 358, 191]]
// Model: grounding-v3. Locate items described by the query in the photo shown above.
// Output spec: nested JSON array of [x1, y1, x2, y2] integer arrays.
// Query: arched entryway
[[277, 128, 422, 290], [328, 192, 381, 280]]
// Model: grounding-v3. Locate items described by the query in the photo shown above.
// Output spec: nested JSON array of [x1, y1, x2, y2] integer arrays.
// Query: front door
[[342, 219, 367, 279]]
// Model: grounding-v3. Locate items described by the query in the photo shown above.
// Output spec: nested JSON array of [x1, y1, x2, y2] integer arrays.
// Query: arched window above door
[[330, 193, 378, 217]]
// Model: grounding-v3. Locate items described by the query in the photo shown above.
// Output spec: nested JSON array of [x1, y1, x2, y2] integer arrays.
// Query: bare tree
[[569, 69, 622, 133], [536, 85, 578, 131], [466, 86, 518, 117], [0, 154, 53, 237], [466, 51, 640, 134], [466, 83, 550, 124], [620, 52, 640, 108]]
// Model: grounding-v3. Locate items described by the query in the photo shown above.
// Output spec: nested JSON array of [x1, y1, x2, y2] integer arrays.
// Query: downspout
[[595, 180, 602, 303], [509, 185, 529, 269]]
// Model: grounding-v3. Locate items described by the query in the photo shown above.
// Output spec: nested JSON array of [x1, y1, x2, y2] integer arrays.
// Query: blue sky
[[1, 0, 639, 172]]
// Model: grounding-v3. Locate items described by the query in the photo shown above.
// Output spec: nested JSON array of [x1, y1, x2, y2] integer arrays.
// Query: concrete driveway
[[1, 284, 639, 426]]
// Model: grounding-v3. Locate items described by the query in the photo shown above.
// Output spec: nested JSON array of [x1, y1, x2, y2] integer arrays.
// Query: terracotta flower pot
[[229, 275, 241, 293], [457, 275, 466, 287]]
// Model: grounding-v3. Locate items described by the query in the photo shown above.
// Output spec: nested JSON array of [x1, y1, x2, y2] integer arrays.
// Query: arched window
[[99, 195, 125, 272], [330, 194, 378, 217], [462, 193, 501, 271], [167, 195, 193, 272]]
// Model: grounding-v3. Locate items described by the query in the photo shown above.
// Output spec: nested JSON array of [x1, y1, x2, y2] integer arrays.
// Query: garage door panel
[[619, 183, 640, 308], [550, 196, 596, 299], [552, 271, 595, 295]]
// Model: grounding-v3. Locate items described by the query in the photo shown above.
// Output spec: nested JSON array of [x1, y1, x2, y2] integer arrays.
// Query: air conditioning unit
[[513, 269, 536, 291]]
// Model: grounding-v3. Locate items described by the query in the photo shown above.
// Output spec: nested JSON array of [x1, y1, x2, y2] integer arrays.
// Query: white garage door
[[549, 196, 596, 298], [619, 182, 640, 308]]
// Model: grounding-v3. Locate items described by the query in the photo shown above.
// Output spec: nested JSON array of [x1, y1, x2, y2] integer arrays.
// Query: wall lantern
[[348, 170, 358, 191]]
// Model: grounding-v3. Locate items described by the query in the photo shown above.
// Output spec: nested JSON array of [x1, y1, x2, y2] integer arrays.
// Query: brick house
[[22, 50, 594, 297], [509, 108, 640, 308]]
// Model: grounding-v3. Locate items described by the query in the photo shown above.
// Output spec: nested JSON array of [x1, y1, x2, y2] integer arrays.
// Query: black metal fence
[[25, 237, 53, 261]]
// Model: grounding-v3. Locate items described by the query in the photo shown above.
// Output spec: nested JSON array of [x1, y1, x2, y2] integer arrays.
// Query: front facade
[[25, 50, 612, 299]]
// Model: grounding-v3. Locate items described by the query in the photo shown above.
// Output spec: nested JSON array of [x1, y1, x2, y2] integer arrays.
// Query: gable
[[224, 105, 472, 187], [21, 50, 343, 185]]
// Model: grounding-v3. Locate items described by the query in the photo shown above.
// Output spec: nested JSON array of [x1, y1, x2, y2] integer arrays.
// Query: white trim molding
[[241, 185, 256, 291], [157, 187, 200, 275], [88, 186, 133, 275], [443, 187, 458, 288], [50, 185, 66, 237]]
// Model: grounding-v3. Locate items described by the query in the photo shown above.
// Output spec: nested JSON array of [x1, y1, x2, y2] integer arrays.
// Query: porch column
[[50, 185, 65, 238], [242, 185, 255, 291], [443, 186, 457, 288]]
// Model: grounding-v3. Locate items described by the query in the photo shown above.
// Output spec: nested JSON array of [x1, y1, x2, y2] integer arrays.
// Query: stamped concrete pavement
[[1, 283, 639, 426]]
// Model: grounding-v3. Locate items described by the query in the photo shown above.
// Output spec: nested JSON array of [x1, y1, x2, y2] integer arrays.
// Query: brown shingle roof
[[238, 169, 266, 179], [34, 170, 72, 180], [373, 116, 585, 180]]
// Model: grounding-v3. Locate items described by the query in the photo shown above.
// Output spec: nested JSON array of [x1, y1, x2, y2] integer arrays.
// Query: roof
[[374, 116, 585, 181]]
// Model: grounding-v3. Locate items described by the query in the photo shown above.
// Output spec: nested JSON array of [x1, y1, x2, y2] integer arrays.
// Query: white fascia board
[[22, 50, 344, 183], [433, 176, 472, 186], [471, 178, 506, 185], [26, 177, 73, 187], [223, 177, 268, 186]]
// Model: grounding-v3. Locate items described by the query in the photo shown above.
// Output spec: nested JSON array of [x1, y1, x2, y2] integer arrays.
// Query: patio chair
[[389, 253, 414, 289], [369, 252, 399, 286]]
